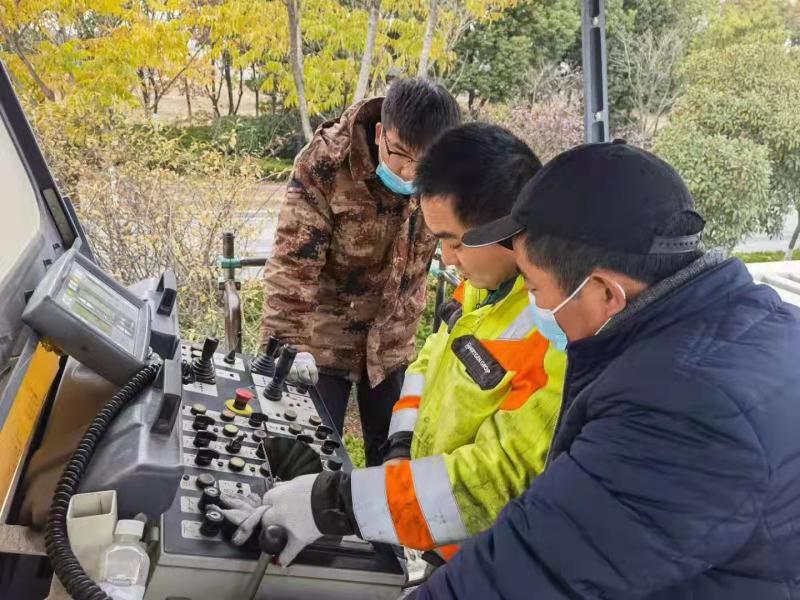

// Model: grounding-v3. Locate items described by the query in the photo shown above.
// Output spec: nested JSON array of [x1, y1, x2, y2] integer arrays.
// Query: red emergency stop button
[[233, 388, 254, 411]]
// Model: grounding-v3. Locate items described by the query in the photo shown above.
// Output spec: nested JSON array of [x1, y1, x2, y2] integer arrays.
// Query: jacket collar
[[347, 97, 383, 182], [567, 251, 753, 362]]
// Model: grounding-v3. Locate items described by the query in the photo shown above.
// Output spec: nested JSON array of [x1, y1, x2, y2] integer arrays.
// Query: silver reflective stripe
[[411, 455, 468, 545], [498, 307, 535, 340], [351, 467, 399, 545], [400, 372, 425, 398], [388, 408, 418, 436]]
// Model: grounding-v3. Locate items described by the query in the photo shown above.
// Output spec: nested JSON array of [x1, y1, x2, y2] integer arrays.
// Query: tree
[[418, 0, 439, 77], [354, 0, 381, 102], [449, 0, 581, 112], [286, 0, 313, 140], [654, 0, 800, 252]]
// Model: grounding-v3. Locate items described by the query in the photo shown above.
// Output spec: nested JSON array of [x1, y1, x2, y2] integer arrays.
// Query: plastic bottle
[[98, 519, 150, 600]]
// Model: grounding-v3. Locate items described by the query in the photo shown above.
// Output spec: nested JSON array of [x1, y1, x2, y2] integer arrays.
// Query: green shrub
[[735, 250, 800, 263]]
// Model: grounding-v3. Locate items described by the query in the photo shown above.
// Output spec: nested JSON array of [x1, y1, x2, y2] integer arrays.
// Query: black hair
[[415, 122, 542, 228], [524, 211, 706, 293], [381, 78, 461, 151]]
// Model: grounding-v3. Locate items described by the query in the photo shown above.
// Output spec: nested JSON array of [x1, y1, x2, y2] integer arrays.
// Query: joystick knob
[[264, 346, 297, 401], [226, 435, 245, 454], [259, 525, 289, 556], [251, 336, 282, 377]]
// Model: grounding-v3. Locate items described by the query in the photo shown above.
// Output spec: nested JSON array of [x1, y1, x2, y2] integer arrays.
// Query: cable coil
[[44, 362, 161, 600]]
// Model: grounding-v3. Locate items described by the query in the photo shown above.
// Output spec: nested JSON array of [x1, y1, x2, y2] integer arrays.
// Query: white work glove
[[211, 491, 268, 546], [287, 351, 319, 386], [260, 473, 322, 566]]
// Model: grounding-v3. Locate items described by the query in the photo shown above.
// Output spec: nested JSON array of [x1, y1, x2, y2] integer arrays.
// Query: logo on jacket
[[452, 335, 506, 390]]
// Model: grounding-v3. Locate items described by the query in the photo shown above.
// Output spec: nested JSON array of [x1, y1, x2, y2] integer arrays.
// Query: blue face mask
[[528, 278, 626, 351], [377, 162, 416, 196]]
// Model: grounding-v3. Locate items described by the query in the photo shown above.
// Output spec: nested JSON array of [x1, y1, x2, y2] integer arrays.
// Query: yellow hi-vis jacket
[[349, 276, 566, 551]]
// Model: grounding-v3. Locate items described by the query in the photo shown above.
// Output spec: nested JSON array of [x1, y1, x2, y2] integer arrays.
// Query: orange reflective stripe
[[392, 395, 421, 412], [483, 331, 550, 411], [385, 461, 435, 550], [452, 282, 465, 303], [438, 544, 460, 561]]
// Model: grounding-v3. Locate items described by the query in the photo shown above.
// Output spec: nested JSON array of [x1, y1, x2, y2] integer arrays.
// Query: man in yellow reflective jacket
[[215, 123, 567, 566]]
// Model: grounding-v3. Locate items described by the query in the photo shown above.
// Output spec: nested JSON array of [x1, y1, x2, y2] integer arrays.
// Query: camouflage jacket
[[260, 98, 436, 386]]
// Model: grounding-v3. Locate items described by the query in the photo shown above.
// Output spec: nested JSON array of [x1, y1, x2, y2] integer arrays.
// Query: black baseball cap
[[462, 140, 704, 254]]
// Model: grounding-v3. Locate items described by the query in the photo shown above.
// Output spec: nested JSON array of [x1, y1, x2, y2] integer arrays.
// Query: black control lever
[[191, 337, 218, 384], [264, 345, 297, 401], [251, 336, 282, 377], [243, 525, 289, 600]]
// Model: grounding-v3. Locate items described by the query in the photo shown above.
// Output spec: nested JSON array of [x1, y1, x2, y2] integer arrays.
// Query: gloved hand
[[259, 473, 322, 566], [287, 351, 319, 386], [210, 491, 268, 546]]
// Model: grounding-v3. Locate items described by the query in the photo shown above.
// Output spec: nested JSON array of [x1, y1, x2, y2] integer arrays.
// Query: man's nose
[[441, 246, 459, 269], [401, 162, 417, 182]]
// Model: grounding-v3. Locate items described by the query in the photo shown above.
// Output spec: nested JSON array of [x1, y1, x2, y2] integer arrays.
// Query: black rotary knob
[[321, 439, 340, 455], [195, 448, 219, 467], [249, 412, 268, 428], [315, 425, 333, 440], [196, 473, 216, 489], [296, 434, 314, 444], [199, 486, 220, 511], [193, 430, 218, 448], [192, 414, 214, 431], [326, 457, 343, 471], [200, 508, 224, 537]]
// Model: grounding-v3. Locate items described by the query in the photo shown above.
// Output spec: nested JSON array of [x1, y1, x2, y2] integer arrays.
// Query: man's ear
[[375, 122, 382, 147], [592, 273, 628, 316]]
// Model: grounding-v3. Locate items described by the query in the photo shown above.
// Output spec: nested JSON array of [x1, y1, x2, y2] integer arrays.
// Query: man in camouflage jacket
[[260, 78, 461, 465]]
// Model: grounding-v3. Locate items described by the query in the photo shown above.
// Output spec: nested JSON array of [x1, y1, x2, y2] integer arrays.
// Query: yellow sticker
[[0, 345, 59, 514]]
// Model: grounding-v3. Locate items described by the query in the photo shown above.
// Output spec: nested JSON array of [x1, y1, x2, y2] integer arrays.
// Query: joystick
[[250, 336, 282, 377], [264, 346, 297, 401], [226, 435, 245, 454], [243, 525, 290, 599], [191, 337, 219, 385]]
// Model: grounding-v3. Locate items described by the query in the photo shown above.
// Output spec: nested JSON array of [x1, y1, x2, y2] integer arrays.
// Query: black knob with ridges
[[195, 448, 219, 467], [192, 414, 215, 431]]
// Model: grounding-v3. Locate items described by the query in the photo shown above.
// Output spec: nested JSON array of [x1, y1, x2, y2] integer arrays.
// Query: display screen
[[57, 263, 139, 354]]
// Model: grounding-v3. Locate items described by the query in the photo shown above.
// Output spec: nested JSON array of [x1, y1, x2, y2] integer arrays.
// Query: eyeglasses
[[382, 134, 418, 168]]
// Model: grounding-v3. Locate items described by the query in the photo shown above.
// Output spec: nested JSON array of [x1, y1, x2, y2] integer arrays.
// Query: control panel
[[146, 337, 404, 599]]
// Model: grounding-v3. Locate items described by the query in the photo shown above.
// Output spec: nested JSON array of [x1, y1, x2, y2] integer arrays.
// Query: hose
[[44, 361, 161, 600]]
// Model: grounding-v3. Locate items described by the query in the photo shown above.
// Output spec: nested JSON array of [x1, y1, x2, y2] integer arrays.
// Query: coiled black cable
[[44, 361, 161, 600]]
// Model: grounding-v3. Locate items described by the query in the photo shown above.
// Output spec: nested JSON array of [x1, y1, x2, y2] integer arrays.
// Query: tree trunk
[[287, 0, 313, 141], [417, 0, 438, 78], [785, 208, 800, 260], [137, 69, 151, 116], [354, 0, 381, 103], [272, 77, 278, 114], [253, 64, 260, 117], [224, 52, 235, 116], [233, 68, 244, 115], [184, 78, 193, 124]]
